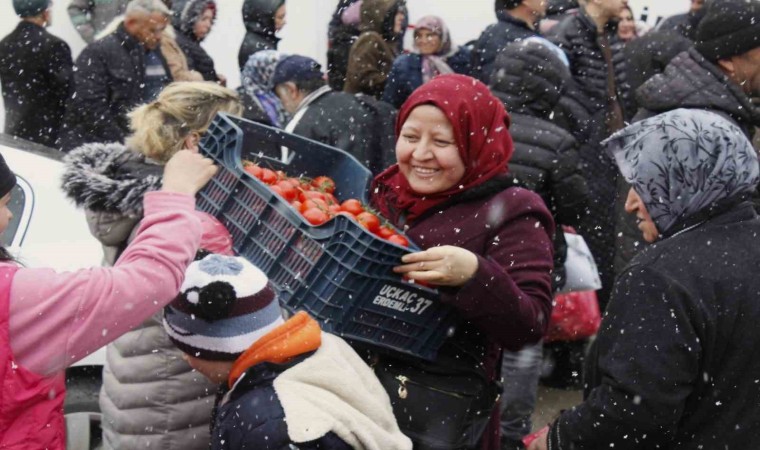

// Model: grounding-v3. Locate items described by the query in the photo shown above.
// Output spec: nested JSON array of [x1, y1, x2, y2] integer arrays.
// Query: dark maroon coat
[[375, 177, 555, 450]]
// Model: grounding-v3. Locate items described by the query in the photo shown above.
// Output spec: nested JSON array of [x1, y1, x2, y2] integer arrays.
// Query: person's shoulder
[[353, 30, 384, 47], [393, 53, 419, 66], [512, 114, 576, 150], [490, 186, 551, 218], [216, 378, 288, 445], [79, 34, 119, 57], [547, 13, 582, 40], [316, 90, 364, 110]]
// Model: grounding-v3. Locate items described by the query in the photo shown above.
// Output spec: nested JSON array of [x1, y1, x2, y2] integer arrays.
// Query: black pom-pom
[[194, 281, 236, 321]]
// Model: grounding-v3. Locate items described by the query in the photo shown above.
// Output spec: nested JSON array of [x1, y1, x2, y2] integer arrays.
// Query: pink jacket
[[0, 192, 203, 447]]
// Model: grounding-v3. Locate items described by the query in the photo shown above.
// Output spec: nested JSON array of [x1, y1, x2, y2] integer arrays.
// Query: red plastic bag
[[545, 290, 601, 343], [523, 425, 549, 447]]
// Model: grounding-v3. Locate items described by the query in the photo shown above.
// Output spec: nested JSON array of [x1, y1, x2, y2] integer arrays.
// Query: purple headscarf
[[414, 15, 455, 83]]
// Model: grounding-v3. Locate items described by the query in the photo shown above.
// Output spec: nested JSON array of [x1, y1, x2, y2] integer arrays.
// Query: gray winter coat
[[62, 142, 219, 450]]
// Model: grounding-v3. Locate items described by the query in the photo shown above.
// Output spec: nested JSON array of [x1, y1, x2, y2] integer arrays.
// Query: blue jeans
[[499, 341, 543, 441]]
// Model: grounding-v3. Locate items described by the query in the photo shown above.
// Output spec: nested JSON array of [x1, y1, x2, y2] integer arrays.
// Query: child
[[0, 149, 216, 448], [370, 74, 555, 450], [163, 253, 413, 450]]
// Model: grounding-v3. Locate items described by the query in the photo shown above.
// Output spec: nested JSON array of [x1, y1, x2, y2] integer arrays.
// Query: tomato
[[302, 208, 330, 225], [299, 179, 313, 191], [402, 275, 432, 288], [356, 212, 380, 232], [301, 198, 329, 213], [376, 226, 395, 239], [290, 200, 303, 212], [243, 161, 263, 179], [260, 169, 278, 185], [417, 279, 432, 288], [328, 204, 342, 216], [275, 180, 298, 201], [299, 190, 327, 203], [270, 185, 284, 198], [388, 234, 409, 247], [312, 176, 336, 194], [276, 170, 288, 181], [340, 199, 364, 216], [281, 178, 301, 189], [324, 193, 339, 206]]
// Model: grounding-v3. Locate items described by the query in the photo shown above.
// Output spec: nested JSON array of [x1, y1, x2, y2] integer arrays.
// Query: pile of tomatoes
[[243, 161, 409, 247]]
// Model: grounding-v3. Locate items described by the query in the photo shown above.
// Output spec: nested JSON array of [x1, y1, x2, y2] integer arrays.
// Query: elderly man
[[274, 55, 396, 174], [614, 0, 760, 273], [61, 0, 173, 152]]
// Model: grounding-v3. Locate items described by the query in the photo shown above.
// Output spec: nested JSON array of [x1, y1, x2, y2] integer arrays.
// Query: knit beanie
[[13, 0, 50, 17], [163, 254, 284, 361], [0, 153, 17, 199], [695, 0, 760, 62]]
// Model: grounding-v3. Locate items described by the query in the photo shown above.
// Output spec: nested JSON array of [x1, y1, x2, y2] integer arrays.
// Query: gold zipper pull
[[396, 375, 408, 399]]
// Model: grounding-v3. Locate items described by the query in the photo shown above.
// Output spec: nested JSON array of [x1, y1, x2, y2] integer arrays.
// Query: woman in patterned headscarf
[[529, 109, 760, 450], [238, 49, 290, 127], [381, 15, 472, 108]]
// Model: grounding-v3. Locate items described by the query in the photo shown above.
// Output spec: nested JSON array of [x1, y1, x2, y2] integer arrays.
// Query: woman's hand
[[393, 245, 478, 287], [161, 150, 218, 196]]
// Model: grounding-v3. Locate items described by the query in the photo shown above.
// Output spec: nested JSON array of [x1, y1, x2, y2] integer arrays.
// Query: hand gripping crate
[[196, 113, 457, 361]]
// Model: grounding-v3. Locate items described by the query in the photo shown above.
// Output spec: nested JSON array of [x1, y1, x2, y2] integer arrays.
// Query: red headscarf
[[371, 74, 513, 223]]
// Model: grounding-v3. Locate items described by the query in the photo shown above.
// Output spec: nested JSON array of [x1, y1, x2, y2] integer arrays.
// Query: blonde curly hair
[[127, 82, 243, 162]]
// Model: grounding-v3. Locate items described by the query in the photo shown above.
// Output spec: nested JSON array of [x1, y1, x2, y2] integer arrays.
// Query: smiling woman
[[381, 15, 473, 108], [395, 104, 465, 195], [371, 74, 554, 450]]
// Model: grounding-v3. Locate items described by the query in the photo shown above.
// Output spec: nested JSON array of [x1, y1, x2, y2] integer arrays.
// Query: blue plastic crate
[[197, 113, 457, 361]]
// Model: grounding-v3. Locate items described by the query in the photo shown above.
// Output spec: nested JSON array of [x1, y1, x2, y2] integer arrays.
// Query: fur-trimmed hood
[[174, 0, 217, 40], [62, 142, 163, 216]]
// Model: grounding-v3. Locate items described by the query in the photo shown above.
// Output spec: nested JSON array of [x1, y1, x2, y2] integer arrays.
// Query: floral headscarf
[[604, 108, 759, 235], [241, 50, 290, 128], [414, 15, 455, 83]]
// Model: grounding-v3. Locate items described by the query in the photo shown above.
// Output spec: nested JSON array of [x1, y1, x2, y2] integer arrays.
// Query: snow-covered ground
[[0, 0, 688, 131]]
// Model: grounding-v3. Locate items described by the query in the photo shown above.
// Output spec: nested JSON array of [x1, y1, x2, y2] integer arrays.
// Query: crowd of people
[[0, 0, 759, 449]]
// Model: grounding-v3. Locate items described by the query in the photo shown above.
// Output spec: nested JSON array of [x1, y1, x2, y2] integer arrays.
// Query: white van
[[1, 134, 105, 449]]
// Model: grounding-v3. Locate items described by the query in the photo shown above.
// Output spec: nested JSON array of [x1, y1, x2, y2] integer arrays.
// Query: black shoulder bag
[[371, 335, 502, 450]]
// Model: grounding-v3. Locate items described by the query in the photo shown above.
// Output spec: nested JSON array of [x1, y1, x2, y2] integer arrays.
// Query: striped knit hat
[[163, 254, 284, 361]]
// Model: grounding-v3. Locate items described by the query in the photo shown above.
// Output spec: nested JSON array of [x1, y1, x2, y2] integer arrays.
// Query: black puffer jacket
[[548, 9, 632, 308], [174, 0, 219, 81], [61, 24, 172, 151], [491, 40, 589, 291], [623, 29, 693, 96], [548, 9, 632, 119], [635, 48, 760, 139], [238, 0, 282, 69], [471, 9, 539, 84], [612, 48, 760, 273]]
